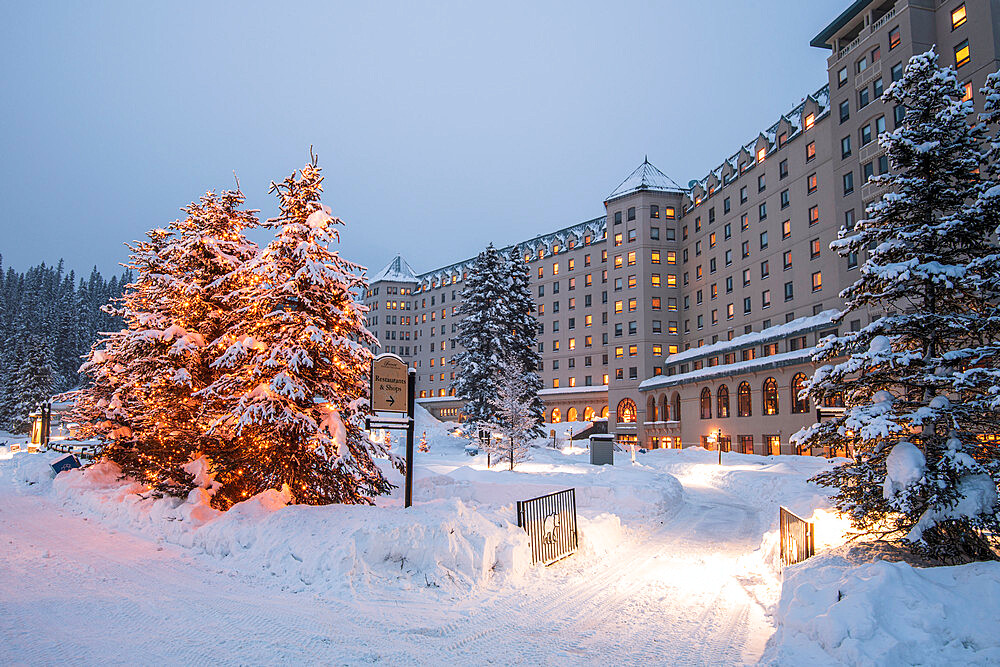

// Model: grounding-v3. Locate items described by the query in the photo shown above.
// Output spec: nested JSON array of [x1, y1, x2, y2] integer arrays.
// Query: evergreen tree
[[71, 190, 260, 500], [486, 351, 536, 469], [208, 154, 401, 508], [501, 248, 545, 437], [795, 50, 1000, 562], [452, 244, 509, 425]]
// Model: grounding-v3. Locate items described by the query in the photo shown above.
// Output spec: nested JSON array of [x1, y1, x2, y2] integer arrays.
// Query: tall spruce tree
[[795, 50, 1000, 562], [207, 155, 401, 508], [452, 245, 544, 437]]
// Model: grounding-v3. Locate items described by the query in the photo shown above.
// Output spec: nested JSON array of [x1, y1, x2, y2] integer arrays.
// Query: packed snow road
[[1, 423, 839, 665]]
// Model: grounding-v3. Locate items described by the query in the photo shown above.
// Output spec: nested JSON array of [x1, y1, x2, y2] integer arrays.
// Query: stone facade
[[363, 0, 1000, 453]]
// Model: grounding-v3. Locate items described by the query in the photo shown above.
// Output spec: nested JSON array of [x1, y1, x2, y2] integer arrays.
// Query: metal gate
[[779, 506, 815, 566], [516, 488, 579, 565]]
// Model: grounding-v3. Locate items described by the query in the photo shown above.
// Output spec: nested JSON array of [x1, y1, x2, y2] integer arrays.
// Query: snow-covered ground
[[1, 411, 997, 664]]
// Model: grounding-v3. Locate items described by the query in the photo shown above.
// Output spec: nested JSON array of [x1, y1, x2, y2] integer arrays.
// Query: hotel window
[[569, 338, 576, 350], [871, 45, 880, 63], [727, 303, 735, 320], [628, 345, 637, 357], [585, 273, 592, 286], [668, 320, 678, 334], [652, 344, 662, 357], [651, 297, 661, 310], [614, 211, 622, 224], [841, 135, 851, 158], [667, 297, 677, 311], [710, 283, 718, 299], [667, 251, 676, 265], [757, 146, 766, 163], [874, 77, 883, 98], [650, 227, 660, 240], [628, 275, 637, 289], [742, 240, 750, 258], [538, 267, 543, 278], [809, 205, 819, 226], [725, 249, 733, 266], [811, 238, 821, 259], [891, 61, 903, 82], [837, 66, 848, 87], [952, 4, 967, 29], [724, 223, 732, 240], [667, 274, 677, 288], [758, 173, 766, 192], [615, 255, 623, 269], [741, 213, 749, 231], [761, 259, 770, 278], [804, 113, 815, 130], [568, 258, 575, 271], [553, 262, 559, 275], [585, 314, 592, 327], [812, 271, 823, 292], [726, 276, 733, 293], [782, 219, 791, 239], [780, 189, 789, 209], [615, 300, 623, 313], [839, 99, 850, 122], [762, 290, 771, 309], [615, 346, 624, 359], [723, 197, 731, 214], [783, 250, 793, 270], [665, 206, 676, 219], [651, 250, 661, 264], [627, 251, 636, 266], [894, 103, 905, 127], [856, 56, 868, 74], [955, 40, 971, 68], [859, 87, 870, 109], [784, 281, 794, 301], [627, 229, 636, 243], [875, 115, 886, 135], [709, 207, 715, 223], [962, 81, 973, 102], [711, 309, 719, 326], [552, 379, 560, 388], [889, 26, 900, 49], [709, 232, 717, 248], [760, 231, 768, 250], [627, 206, 636, 221], [863, 161, 874, 183], [743, 297, 752, 314], [778, 132, 787, 147], [807, 173, 817, 194], [695, 217, 702, 232], [779, 159, 788, 179], [743, 268, 751, 286], [628, 298, 637, 312], [696, 265, 703, 279], [740, 186, 748, 203], [614, 233, 623, 247], [843, 171, 854, 195], [806, 141, 816, 161], [758, 202, 767, 221], [650, 204, 659, 219]]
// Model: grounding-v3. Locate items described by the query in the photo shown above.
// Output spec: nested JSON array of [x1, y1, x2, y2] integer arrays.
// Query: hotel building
[[363, 0, 1000, 454]]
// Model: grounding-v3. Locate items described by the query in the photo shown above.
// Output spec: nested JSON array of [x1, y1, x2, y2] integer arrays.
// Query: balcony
[[836, 4, 898, 62]]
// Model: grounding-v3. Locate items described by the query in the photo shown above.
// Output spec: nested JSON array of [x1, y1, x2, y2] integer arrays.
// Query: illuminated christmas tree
[[208, 154, 402, 507], [71, 190, 260, 499]]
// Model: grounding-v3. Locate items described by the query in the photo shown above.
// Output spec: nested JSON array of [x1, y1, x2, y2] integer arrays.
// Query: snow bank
[[764, 552, 1000, 664], [4, 453, 529, 595]]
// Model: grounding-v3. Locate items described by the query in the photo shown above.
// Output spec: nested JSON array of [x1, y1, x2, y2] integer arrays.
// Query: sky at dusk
[[1, 1, 845, 279]]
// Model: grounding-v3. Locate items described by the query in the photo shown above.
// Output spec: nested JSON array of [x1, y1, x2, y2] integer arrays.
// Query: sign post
[[367, 354, 416, 508]]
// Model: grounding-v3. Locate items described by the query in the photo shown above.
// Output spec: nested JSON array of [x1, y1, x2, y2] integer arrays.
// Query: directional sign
[[371, 354, 409, 413]]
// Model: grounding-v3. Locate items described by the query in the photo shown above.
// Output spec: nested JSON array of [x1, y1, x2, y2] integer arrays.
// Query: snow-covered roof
[[664, 310, 840, 366], [370, 254, 418, 283], [639, 349, 817, 392], [538, 385, 609, 396], [606, 158, 686, 203]]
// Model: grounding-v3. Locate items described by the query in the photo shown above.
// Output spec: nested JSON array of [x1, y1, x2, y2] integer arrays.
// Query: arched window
[[617, 398, 637, 424], [717, 385, 730, 418], [791, 373, 809, 414], [738, 382, 752, 417], [647, 396, 657, 422], [660, 394, 670, 421], [672, 393, 682, 422], [700, 388, 712, 419], [601, 405, 609, 419], [551, 407, 561, 423], [567, 407, 578, 422], [763, 377, 779, 415], [583, 406, 595, 421]]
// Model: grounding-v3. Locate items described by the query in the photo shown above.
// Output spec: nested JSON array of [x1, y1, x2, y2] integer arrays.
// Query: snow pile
[[764, 552, 1000, 664], [882, 440, 925, 500]]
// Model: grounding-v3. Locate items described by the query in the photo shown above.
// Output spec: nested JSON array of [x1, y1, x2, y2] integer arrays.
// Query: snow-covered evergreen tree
[[208, 155, 401, 508], [452, 244, 508, 425], [71, 189, 260, 500], [452, 245, 544, 437], [795, 50, 1000, 562]]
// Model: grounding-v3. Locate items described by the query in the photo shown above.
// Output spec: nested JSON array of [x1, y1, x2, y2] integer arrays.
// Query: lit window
[[614, 233, 623, 246], [889, 26, 900, 49], [627, 251, 636, 266], [628, 345, 637, 357], [628, 299, 637, 312], [667, 274, 677, 288], [628, 275, 637, 289], [955, 39, 970, 68], [614, 255, 623, 269], [962, 81, 973, 102], [615, 346, 624, 359], [757, 146, 766, 162], [569, 338, 576, 350], [812, 271, 823, 292], [806, 141, 816, 161], [653, 345, 662, 357], [615, 300, 623, 314], [568, 258, 575, 271], [651, 250, 660, 264], [809, 205, 819, 226], [665, 207, 675, 219], [603, 374, 609, 385], [804, 113, 815, 130], [667, 251, 676, 264], [808, 173, 818, 193], [952, 4, 967, 29], [553, 379, 559, 388], [651, 274, 661, 288]]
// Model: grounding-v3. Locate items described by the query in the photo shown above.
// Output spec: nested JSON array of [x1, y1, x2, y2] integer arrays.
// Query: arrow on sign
[[386, 394, 396, 406]]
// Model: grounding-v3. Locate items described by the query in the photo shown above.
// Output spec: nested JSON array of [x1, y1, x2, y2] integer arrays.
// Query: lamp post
[[707, 428, 722, 465]]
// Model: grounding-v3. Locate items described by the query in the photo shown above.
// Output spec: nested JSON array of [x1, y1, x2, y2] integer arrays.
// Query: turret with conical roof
[[606, 157, 687, 204]]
